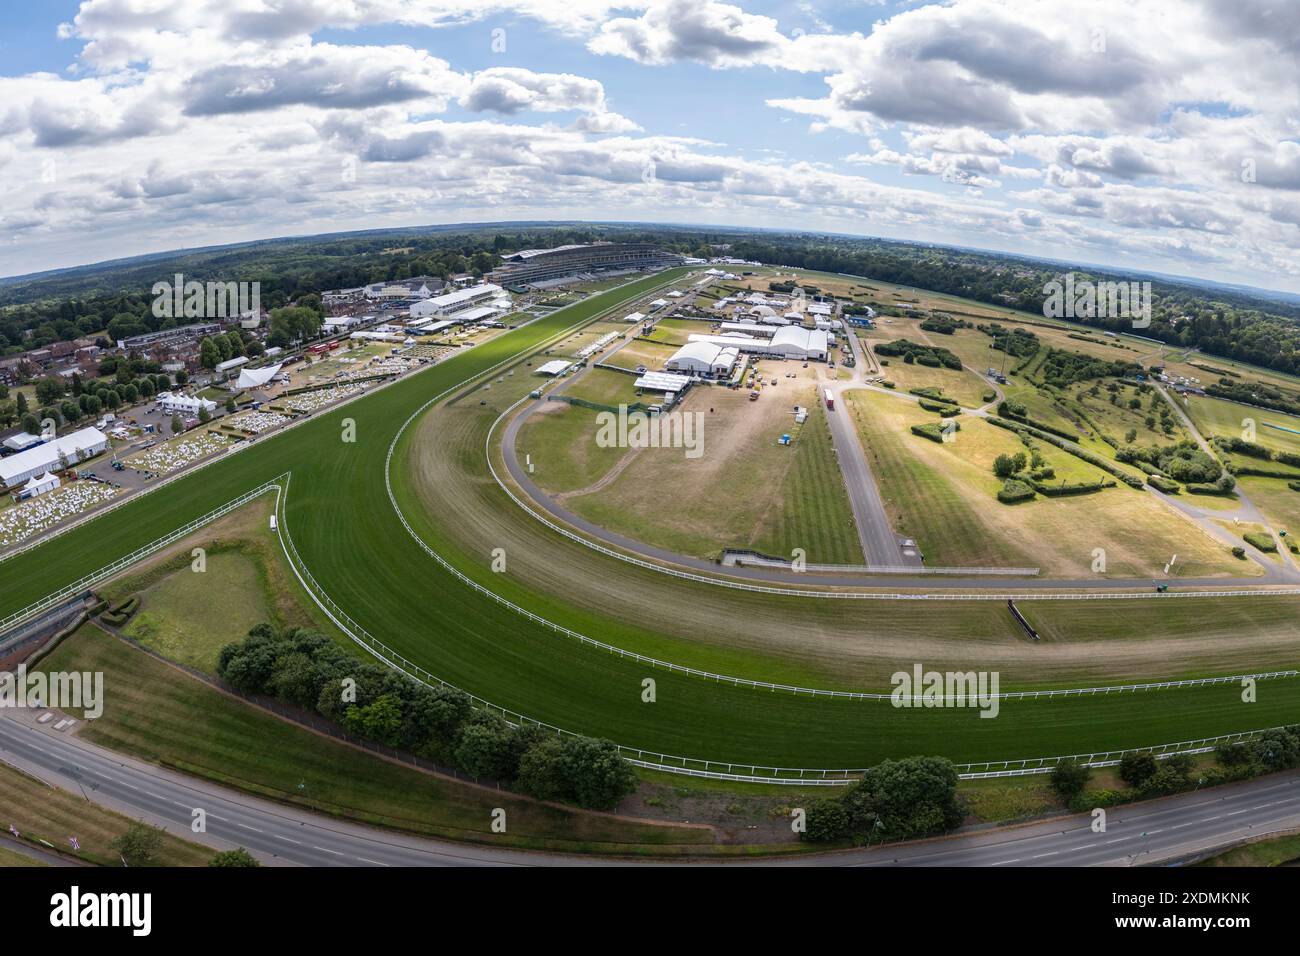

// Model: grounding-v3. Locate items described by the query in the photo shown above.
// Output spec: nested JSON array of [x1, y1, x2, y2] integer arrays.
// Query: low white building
[[0, 427, 108, 488]]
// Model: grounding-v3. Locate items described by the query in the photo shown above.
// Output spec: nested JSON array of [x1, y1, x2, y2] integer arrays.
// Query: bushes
[[874, 338, 963, 370], [1289, 481, 1300, 492], [1049, 760, 1090, 800], [988, 417, 1145, 488], [217, 625, 638, 810], [1027, 477, 1114, 497], [1243, 531, 1277, 553], [1147, 474, 1180, 493], [1231, 546, 1247, 559], [995, 401, 1079, 441], [911, 421, 958, 443], [918, 399, 961, 416], [802, 756, 962, 844], [100, 595, 140, 627], [997, 478, 1036, 504]]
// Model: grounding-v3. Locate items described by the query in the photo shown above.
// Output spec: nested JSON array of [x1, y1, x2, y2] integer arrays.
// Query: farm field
[[5, 269, 1300, 775], [843, 389, 1250, 578]]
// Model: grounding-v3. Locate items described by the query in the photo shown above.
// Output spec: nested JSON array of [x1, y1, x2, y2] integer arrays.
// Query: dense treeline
[[217, 625, 639, 810], [6, 224, 1300, 375], [724, 234, 1300, 375]]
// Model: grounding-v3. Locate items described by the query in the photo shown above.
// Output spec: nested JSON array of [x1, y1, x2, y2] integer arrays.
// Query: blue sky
[[0, 1, 1298, 292]]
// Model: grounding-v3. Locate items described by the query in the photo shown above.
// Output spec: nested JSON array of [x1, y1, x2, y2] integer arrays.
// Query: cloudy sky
[[1, 0, 1298, 291]]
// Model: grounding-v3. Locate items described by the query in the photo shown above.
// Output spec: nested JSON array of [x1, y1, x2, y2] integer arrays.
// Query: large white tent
[[236, 363, 283, 389]]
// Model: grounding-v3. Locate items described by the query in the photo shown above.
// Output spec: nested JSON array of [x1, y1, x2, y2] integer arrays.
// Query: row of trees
[[217, 625, 638, 810], [802, 756, 963, 843], [1049, 726, 1300, 811]]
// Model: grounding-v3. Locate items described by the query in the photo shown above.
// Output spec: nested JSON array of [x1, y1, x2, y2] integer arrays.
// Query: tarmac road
[[4, 712, 1298, 868]]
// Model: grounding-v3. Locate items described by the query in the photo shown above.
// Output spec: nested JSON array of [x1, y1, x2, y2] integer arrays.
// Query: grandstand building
[[488, 242, 684, 287]]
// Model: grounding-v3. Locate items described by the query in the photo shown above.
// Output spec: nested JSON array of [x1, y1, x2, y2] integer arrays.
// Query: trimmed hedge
[[987, 417, 1144, 488], [997, 479, 1036, 504], [918, 399, 961, 416], [1243, 531, 1277, 553], [1027, 477, 1115, 497], [911, 421, 959, 443], [1147, 475, 1180, 493]]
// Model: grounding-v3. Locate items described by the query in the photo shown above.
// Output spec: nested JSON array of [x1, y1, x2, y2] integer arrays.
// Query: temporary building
[[0, 426, 108, 488], [236, 363, 283, 389], [18, 471, 60, 500]]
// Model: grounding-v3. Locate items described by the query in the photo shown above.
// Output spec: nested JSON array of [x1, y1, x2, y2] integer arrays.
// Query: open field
[[843, 389, 1251, 578], [5, 270, 1300, 773], [517, 399, 630, 495], [0, 757, 211, 866], [1182, 393, 1300, 459], [604, 337, 679, 371], [40, 624, 713, 852]]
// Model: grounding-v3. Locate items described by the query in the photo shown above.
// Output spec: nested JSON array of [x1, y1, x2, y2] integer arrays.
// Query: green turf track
[[3, 270, 1299, 771]]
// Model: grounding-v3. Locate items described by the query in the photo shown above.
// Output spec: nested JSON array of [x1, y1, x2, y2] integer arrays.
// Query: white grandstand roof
[[634, 371, 692, 392], [536, 360, 572, 376]]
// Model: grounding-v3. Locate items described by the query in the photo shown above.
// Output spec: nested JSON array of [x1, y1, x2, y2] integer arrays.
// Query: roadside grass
[[0, 844, 44, 867], [1239, 477, 1300, 539], [39, 624, 716, 854], [0, 759, 212, 867], [1195, 832, 1300, 867]]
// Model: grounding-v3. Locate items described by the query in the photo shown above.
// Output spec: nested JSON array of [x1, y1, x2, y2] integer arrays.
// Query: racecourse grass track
[[5, 270, 1300, 772]]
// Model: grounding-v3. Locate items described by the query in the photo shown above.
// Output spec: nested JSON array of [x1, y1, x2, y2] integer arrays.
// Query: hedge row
[[910, 421, 959, 443], [1147, 475, 1180, 493], [997, 478, 1036, 504], [1243, 531, 1278, 553], [918, 399, 961, 416], [1026, 477, 1115, 497], [987, 417, 1144, 488], [994, 402, 1079, 441]]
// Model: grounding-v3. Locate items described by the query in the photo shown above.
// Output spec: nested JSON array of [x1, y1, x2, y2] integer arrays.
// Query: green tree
[[110, 822, 165, 866], [199, 337, 220, 370], [209, 848, 260, 867], [343, 694, 404, 746], [802, 798, 851, 842], [558, 737, 638, 810], [1049, 759, 1091, 799], [1118, 751, 1158, 787]]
